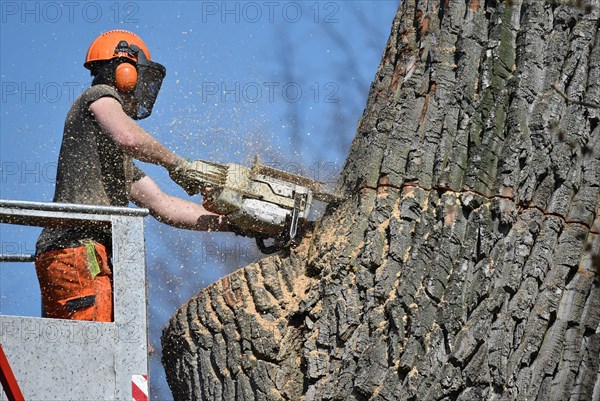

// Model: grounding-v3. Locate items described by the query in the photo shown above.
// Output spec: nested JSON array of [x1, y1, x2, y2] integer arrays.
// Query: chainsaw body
[[186, 158, 337, 253]]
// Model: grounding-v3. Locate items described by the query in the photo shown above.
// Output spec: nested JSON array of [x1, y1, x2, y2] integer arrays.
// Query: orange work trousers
[[35, 242, 113, 322]]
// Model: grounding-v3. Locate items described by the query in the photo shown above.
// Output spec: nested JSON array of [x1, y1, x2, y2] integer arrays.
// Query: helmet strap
[[91, 58, 138, 93], [90, 60, 116, 86]]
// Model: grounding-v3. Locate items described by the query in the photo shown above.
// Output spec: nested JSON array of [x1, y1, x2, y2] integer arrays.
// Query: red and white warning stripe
[[132, 374, 149, 401]]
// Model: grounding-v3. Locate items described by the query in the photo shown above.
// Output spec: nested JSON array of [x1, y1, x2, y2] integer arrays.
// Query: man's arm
[[89, 97, 178, 169], [130, 175, 230, 232]]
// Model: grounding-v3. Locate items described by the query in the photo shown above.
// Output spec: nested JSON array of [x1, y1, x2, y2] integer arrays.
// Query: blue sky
[[1, 1, 398, 399]]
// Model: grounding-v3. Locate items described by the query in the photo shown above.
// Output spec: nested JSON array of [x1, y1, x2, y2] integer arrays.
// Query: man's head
[[85, 30, 166, 120]]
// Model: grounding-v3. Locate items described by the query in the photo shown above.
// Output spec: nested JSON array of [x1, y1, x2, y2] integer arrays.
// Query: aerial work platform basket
[[0, 200, 150, 401]]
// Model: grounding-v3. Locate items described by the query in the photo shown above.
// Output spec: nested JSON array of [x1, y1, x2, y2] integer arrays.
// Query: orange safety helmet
[[84, 30, 152, 93]]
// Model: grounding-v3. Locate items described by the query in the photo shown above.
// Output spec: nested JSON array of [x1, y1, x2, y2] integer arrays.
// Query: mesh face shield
[[129, 45, 166, 120]]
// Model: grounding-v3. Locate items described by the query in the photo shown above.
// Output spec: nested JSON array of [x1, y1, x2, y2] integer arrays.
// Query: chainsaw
[[184, 157, 341, 253]]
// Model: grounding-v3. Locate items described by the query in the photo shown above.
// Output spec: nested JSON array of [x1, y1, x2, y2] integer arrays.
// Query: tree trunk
[[161, 1, 600, 400]]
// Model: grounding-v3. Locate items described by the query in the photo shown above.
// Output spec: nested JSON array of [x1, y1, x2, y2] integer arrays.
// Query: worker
[[35, 30, 232, 322]]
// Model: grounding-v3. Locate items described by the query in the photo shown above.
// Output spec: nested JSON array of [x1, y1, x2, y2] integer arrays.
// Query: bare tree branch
[[551, 83, 600, 109]]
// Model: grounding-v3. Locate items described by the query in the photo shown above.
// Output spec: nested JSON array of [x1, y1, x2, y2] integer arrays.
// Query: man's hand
[[200, 187, 248, 234], [200, 185, 222, 214], [168, 157, 202, 196]]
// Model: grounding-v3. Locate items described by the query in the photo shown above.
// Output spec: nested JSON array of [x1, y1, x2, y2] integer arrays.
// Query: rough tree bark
[[162, 1, 600, 400]]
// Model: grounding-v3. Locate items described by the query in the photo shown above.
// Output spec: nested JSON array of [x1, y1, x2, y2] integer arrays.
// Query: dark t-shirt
[[36, 84, 146, 255]]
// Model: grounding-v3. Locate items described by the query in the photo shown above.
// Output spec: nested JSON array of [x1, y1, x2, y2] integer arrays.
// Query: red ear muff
[[115, 62, 137, 92]]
